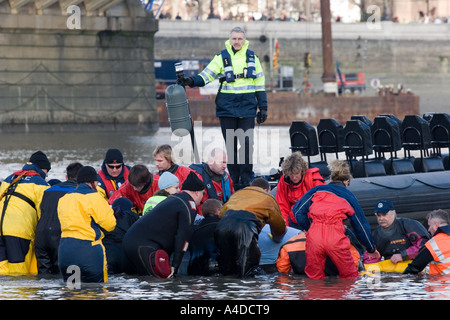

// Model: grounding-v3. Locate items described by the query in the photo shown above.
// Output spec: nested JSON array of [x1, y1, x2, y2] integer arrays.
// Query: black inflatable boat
[[278, 113, 450, 230]]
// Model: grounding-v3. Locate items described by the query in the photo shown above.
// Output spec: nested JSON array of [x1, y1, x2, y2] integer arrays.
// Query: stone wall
[[158, 91, 420, 127], [0, 0, 158, 132]]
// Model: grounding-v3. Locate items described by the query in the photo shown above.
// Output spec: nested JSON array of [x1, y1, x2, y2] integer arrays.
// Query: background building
[[142, 0, 450, 23]]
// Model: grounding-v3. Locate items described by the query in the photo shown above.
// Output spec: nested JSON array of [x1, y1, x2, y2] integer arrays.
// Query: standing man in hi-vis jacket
[[179, 26, 268, 190]]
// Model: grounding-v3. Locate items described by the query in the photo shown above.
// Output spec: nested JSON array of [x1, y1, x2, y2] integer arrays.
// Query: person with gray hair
[[403, 209, 450, 275], [179, 26, 268, 190], [364, 199, 430, 266], [189, 147, 235, 214], [229, 26, 246, 38]]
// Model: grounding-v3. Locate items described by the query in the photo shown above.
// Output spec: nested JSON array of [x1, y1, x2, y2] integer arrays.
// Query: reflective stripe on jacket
[[143, 195, 167, 215], [425, 231, 450, 275], [195, 40, 267, 118]]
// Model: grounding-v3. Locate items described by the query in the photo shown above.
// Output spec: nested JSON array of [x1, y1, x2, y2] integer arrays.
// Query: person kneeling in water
[[293, 160, 380, 280], [58, 166, 116, 283], [122, 172, 205, 278]]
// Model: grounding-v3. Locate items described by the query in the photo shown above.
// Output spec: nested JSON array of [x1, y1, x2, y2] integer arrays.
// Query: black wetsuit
[[372, 218, 430, 260], [214, 210, 262, 277], [103, 205, 139, 275], [122, 192, 197, 276], [187, 215, 220, 276], [35, 179, 77, 274]]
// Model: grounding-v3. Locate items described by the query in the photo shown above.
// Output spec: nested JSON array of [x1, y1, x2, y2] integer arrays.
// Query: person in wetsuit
[[122, 172, 205, 278], [363, 200, 430, 265], [214, 178, 286, 277], [187, 199, 223, 276]]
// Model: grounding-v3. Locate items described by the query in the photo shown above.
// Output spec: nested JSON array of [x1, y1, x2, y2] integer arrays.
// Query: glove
[[256, 108, 268, 124], [177, 77, 194, 87]]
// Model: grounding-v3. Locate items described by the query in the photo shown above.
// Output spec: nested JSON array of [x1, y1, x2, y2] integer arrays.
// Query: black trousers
[[219, 117, 255, 187], [214, 210, 262, 277], [35, 228, 61, 275]]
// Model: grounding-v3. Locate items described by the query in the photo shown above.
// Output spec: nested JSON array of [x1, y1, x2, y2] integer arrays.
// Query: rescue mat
[[362, 259, 411, 274], [149, 249, 171, 279]]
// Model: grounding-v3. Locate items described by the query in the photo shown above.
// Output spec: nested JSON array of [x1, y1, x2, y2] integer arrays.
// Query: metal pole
[[320, 0, 337, 95]]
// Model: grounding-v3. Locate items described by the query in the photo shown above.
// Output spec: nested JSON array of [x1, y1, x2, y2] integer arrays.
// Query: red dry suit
[[293, 181, 376, 280], [275, 168, 325, 227], [108, 175, 159, 215]]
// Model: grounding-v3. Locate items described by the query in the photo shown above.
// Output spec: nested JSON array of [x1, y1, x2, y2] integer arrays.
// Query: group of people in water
[[0, 145, 449, 283]]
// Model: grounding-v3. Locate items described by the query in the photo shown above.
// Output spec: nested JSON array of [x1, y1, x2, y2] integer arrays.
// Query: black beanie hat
[[181, 171, 205, 191], [77, 166, 98, 184], [29, 151, 51, 170], [104, 148, 123, 164]]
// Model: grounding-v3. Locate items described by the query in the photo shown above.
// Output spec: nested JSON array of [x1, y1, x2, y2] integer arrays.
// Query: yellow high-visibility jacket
[[193, 40, 267, 118]]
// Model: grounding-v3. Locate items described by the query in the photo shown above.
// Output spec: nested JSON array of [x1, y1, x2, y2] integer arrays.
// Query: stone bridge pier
[[0, 0, 158, 132]]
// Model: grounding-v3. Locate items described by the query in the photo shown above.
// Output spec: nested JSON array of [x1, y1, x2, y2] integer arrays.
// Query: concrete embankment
[[0, 1, 158, 133]]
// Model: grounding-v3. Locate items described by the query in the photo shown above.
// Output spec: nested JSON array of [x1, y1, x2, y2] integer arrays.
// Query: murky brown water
[[0, 272, 449, 300], [0, 127, 449, 301]]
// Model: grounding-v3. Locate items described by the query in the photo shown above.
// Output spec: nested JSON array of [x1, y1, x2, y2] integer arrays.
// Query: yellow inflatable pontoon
[[363, 260, 411, 273]]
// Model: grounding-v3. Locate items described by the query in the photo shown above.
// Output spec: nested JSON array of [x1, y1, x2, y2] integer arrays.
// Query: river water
[[0, 126, 449, 303]]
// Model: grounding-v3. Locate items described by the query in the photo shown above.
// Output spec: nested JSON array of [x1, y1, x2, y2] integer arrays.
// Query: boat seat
[[352, 160, 386, 178], [414, 157, 445, 173], [289, 121, 319, 158], [309, 161, 330, 180], [443, 155, 450, 170], [317, 118, 345, 161], [384, 158, 416, 175]]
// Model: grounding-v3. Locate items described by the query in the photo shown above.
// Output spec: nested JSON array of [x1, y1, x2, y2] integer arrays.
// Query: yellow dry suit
[[0, 163, 49, 275], [58, 183, 116, 283]]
